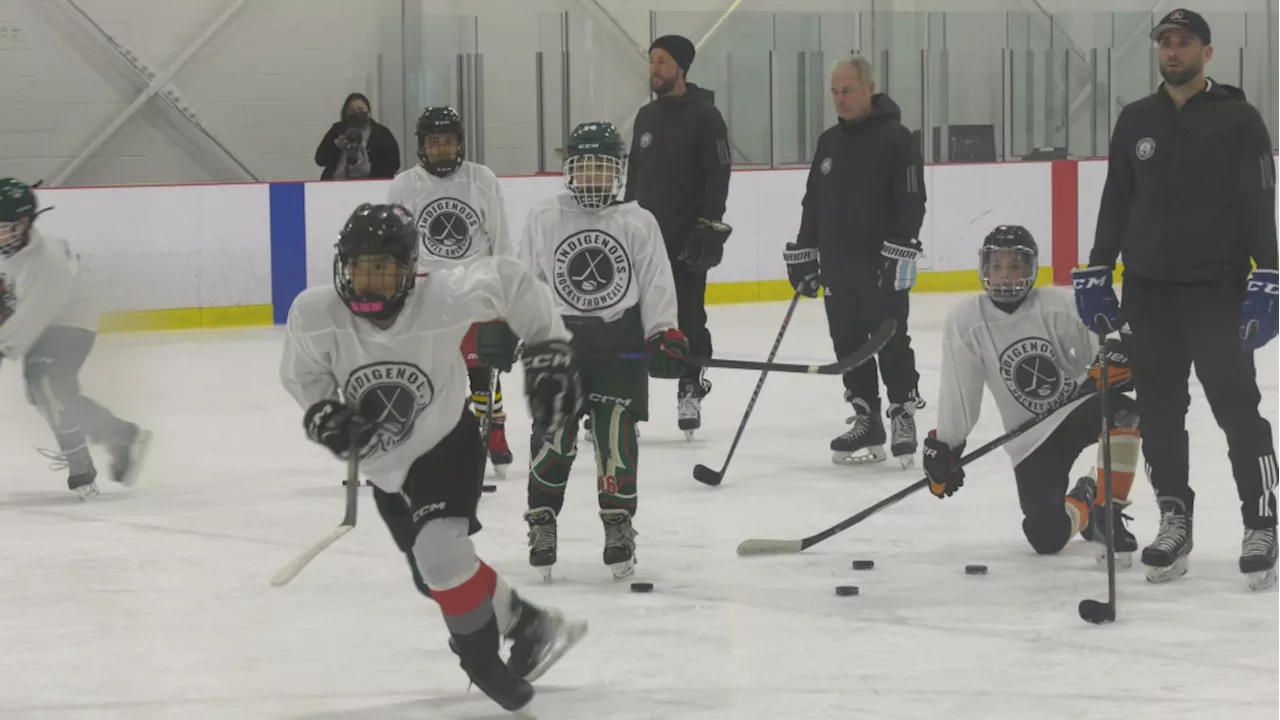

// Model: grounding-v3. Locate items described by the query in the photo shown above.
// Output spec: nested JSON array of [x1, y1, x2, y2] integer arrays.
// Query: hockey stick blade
[[270, 524, 354, 587], [735, 538, 805, 556], [270, 433, 362, 587], [692, 463, 722, 486], [1077, 599, 1115, 624]]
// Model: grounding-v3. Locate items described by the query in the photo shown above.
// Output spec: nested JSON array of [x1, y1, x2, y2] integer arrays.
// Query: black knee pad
[[371, 487, 417, 554], [1022, 512, 1071, 555]]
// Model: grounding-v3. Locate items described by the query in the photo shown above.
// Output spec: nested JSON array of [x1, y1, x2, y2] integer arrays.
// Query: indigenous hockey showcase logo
[[553, 230, 632, 312], [416, 197, 481, 260], [343, 361, 436, 456], [998, 337, 1077, 414]]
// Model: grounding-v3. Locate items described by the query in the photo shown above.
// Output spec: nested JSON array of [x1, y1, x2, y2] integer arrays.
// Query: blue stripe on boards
[[269, 183, 307, 325]]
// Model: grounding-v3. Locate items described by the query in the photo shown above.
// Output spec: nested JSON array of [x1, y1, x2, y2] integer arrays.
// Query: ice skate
[[39, 444, 98, 500], [505, 592, 589, 682], [1142, 497, 1193, 583], [457, 651, 536, 718], [1240, 527, 1277, 592], [582, 415, 593, 443], [677, 376, 711, 441], [524, 508, 557, 582], [105, 423, 151, 487], [599, 508, 637, 579], [1076, 472, 1136, 569], [488, 420, 513, 479], [831, 397, 886, 465], [886, 398, 920, 469]]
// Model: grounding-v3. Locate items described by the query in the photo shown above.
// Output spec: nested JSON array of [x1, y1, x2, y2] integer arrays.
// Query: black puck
[[965, 564, 988, 575], [482, 484, 497, 493], [835, 585, 859, 597], [851, 559, 875, 570], [630, 582, 654, 593]]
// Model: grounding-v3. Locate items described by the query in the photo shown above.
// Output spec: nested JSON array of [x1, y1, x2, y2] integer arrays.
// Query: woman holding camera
[[315, 93, 401, 180]]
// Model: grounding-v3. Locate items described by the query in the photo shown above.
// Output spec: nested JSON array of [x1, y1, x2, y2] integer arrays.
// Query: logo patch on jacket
[[1135, 137, 1156, 161], [639, 132, 652, 149], [417, 197, 481, 260], [343, 362, 436, 456], [553, 230, 633, 312], [820, 157, 833, 175], [998, 337, 1077, 414]]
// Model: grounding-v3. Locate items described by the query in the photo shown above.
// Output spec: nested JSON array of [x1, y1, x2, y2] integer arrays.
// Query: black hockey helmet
[[334, 203, 419, 320], [979, 224, 1039, 305], [0, 178, 39, 257], [564, 121, 626, 210], [415, 106, 465, 178]]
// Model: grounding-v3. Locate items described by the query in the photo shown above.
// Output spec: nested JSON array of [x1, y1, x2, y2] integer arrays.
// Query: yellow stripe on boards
[[99, 304, 273, 333], [703, 267, 1056, 305]]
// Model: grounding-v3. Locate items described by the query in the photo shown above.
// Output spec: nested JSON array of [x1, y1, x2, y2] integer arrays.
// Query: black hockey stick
[[480, 368, 498, 493], [616, 318, 896, 376], [691, 292, 808, 486], [1079, 335, 1118, 624], [271, 430, 362, 586], [737, 385, 1095, 556]]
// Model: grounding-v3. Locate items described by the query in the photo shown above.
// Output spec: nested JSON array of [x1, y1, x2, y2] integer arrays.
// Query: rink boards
[[34, 160, 1108, 332]]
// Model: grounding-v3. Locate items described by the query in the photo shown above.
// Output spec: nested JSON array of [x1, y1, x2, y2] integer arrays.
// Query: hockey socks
[[1096, 427, 1139, 505], [590, 407, 638, 513]]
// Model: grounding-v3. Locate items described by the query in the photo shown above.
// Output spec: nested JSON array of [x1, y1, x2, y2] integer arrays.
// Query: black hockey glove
[[879, 237, 922, 292], [923, 430, 965, 499], [783, 243, 820, 298], [522, 340, 581, 434], [475, 320, 519, 372], [304, 399, 376, 460], [679, 218, 733, 272]]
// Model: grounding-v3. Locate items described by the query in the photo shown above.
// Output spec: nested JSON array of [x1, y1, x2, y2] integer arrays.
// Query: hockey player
[[280, 203, 586, 716], [518, 121, 685, 581], [923, 226, 1144, 564], [387, 105, 517, 478], [0, 178, 151, 499]]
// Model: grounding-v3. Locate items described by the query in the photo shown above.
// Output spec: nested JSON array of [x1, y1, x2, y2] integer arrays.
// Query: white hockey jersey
[[0, 228, 97, 358], [519, 194, 678, 337], [386, 161, 512, 273], [280, 256, 569, 492], [934, 287, 1098, 466]]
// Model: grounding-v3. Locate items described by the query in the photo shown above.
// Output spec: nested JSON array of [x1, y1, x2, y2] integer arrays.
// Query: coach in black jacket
[[625, 34, 732, 433], [784, 53, 927, 466], [1075, 9, 1278, 586]]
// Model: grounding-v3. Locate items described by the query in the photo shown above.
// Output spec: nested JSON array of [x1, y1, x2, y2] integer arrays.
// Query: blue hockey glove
[[1241, 269, 1279, 351], [879, 237, 922, 292], [1071, 266, 1121, 334]]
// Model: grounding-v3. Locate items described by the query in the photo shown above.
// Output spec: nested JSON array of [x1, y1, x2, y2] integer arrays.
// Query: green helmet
[[0, 178, 37, 257], [564, 122, 626, 210]]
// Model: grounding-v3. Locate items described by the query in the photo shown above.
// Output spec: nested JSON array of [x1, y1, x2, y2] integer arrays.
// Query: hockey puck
[[965, 564, 988, 575], [835, 585, 860, 597], [851, 559, 875, 570], [482, 484, 497, 493], [629, 582, 654, 593]]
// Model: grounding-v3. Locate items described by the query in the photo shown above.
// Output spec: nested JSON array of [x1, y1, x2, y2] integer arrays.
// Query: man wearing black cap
[[625, 34, 732, 439], [1073, 8, 1279, 591]]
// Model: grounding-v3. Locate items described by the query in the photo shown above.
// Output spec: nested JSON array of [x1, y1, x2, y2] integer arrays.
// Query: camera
[[344, 128, 362, 161]]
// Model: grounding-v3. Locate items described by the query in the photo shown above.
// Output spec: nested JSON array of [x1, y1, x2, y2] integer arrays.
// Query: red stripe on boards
[[433, 562, 498, 616], [1051, 160, 1079, 286]]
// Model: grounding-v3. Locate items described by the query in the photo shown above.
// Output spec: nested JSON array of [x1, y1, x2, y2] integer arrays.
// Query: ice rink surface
[[0, 291, 1276, 720]]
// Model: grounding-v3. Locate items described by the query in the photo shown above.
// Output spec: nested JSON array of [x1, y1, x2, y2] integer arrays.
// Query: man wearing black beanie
[[625, 34, 732, 440]]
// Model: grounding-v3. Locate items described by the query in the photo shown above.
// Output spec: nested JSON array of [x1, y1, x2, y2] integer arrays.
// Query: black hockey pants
[[823, 282, 919, 415]]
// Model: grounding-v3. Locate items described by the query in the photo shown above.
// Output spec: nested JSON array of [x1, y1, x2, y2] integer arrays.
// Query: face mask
[[347, 111, 369, 127]]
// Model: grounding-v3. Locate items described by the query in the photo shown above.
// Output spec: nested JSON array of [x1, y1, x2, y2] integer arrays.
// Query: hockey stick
[[270, 432, 362, 587], [736, 385, 1096, 556], [616, 318, 896, 376], [1079, 335, 1118, 624], [481, 368, 499, 491], [691, 292, 803, 486]]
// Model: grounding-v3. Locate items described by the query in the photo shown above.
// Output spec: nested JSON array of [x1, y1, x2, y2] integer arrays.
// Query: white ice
[[0, 293, 1276, 720]]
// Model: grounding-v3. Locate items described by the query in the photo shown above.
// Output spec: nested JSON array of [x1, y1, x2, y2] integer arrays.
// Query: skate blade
[[524, 616, 589, 683], [683, 430, 695, 442], [116, 429, 153, 487], [1145, 555, 1189, 583], [896, 454, 915, 469], [74, 482, 100, 501], [535, 565, 554, 583], [1094, 547, 1133, 569], [493, 463, 509, 480], [608, 558, 636, 579], [832, 447, 888, 465], [1246, 567, 1276, 592]]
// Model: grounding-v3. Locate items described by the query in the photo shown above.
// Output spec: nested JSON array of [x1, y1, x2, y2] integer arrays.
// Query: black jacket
[[315, 120, 401, 180], [796, 94, 926, 289], [1090, 79, 1278, 281], [624, 84, 732, 249]]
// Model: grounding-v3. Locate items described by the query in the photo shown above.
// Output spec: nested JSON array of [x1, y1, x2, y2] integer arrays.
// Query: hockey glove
[[646, 328, 690, 379], [304, 399, 376, 460], [1240, 269, 1279, 351], [523, 340, 581, 434], [1084, 337, 1133, 393], [475, 320, 519, 372], [1071, 266, 1122, 334], [879, 237, 922, 292], [923, 431, 965, 499], [679, 218, 732, 272], [783, 243, 821, 298]]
